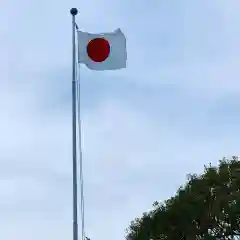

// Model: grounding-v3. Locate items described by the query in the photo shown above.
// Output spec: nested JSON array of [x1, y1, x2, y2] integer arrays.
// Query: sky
[[1, 0, 240, 239]]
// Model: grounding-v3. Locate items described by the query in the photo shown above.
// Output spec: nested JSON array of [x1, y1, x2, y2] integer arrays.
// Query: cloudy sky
[[1, 0, 240, 239]]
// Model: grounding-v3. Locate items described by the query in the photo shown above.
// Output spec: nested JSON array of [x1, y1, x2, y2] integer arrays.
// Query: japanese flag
[[77, 28, 127, 71]]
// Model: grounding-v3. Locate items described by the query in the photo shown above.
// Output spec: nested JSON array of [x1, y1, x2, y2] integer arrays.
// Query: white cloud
[[1, 78, 240, 239], [1, 0, 240, 239]]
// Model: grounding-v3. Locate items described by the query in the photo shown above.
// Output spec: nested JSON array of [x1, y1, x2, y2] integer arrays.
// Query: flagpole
[[70, 7, 78, 240]]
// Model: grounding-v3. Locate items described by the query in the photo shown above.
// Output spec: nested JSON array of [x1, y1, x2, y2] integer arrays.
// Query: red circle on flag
[[87, 38, 110, 62]]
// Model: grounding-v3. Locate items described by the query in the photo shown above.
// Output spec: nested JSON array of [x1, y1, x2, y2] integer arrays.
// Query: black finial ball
[[70, 8, 78, 15]]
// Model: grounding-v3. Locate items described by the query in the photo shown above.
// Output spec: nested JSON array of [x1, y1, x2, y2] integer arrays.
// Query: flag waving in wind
[[70, 8, 127, 240], [77, 28, 127, 70]]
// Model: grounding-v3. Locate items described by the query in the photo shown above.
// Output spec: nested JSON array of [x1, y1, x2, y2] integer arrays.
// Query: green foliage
[[126, 156, 240, 240]]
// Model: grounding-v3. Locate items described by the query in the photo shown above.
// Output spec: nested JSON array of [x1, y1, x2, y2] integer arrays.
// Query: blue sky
[[1, 0, 240, 239]]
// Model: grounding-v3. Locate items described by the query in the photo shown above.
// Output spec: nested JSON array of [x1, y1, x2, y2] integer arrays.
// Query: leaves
[[126, 157, 240, 240]]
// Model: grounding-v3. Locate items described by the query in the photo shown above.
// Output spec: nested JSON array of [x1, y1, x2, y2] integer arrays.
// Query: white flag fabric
[[77, 28, 127, 71]]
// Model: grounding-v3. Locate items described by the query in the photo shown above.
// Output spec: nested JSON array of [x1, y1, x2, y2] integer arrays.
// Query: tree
[[126, 157, 240, 240]]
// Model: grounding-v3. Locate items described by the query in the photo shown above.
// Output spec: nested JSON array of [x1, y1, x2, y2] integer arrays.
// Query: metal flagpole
[[70, 7, 78, 240]]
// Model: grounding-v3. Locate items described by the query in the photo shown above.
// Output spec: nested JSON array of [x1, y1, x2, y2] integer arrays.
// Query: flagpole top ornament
[[70, 8, 78, 16]]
